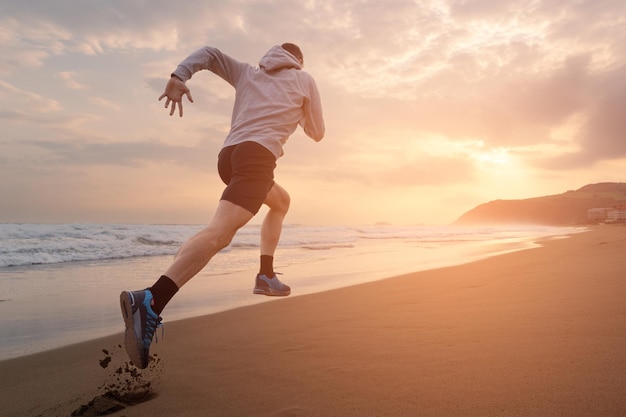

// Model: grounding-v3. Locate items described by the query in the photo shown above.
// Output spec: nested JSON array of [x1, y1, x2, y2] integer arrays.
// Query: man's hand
[[158, 76, 194, 117]]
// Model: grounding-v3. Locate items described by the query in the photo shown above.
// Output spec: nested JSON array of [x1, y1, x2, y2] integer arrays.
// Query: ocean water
[[0, 223, 585, 360]]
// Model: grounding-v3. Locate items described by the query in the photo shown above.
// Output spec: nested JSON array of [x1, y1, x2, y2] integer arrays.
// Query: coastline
[[0, 225, 571, 361], [1, 225, 625, 416]]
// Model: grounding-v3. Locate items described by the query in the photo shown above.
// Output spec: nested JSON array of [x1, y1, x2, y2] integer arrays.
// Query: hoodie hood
[[259, 45, 302, 71]]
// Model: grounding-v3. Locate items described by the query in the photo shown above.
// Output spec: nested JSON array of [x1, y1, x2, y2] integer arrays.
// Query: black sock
[[150, 275, 179, 315], [259, 255, 274, 277]]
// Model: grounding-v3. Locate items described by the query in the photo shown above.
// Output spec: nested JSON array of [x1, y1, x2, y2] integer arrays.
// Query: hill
[[454, 183, 626, 226]]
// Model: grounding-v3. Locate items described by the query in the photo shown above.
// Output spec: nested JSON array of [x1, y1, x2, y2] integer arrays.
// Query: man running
[[120, 43, 325, 369]]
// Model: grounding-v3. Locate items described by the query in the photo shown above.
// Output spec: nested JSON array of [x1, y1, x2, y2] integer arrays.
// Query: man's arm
[[301, 77, 325, 141], [171, 46, 245, 87], [158, 46, 244, 117]]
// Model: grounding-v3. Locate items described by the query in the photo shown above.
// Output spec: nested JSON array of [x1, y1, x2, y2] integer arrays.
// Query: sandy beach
[[1, 225, 625, 417]]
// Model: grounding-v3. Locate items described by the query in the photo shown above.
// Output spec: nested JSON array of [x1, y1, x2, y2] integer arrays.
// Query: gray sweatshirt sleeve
[[301, 76, 325, 142], [171, 46, 246, 87]]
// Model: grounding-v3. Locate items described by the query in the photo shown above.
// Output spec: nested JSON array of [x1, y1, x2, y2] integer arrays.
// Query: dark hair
[[281, 43, 303, 63]]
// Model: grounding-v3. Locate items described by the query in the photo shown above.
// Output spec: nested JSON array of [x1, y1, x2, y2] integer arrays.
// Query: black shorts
[[217, 141, 276, 215]]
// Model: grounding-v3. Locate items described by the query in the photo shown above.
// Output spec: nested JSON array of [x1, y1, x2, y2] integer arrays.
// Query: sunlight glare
[[476, 147, 510, 165]]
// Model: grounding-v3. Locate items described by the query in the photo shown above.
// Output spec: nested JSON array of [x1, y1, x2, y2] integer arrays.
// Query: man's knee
[[269, 187, 290, 214], [203, 200, 254, 250], [279, 190, 291, 213], [198, 225, 236, 252]]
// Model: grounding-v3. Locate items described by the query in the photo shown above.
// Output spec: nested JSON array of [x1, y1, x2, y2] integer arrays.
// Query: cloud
[[1, 0, 626, 223], [88, 97, 121, 111], [0, 80, 62, 113], [58, 71, 90, 90], [22, 136, 218, 170], [0, 1, 179, 75], [0, 16, 72, 74], [380, 156, 476, 186], [534, 62, 626, 169], [577, 65, 626, 157]]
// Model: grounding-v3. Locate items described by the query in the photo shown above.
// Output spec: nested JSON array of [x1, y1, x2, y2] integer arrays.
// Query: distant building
[[587, 208, 611, 222], [587, 207, 626, 223], [607, 207, 626, 223]]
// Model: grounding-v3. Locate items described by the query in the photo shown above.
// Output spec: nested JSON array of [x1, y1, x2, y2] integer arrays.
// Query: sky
[[1, 0, 625, 226]]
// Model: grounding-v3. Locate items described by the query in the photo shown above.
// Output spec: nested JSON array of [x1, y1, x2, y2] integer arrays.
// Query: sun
[[476, 147, 510, 165], [466, 140, 512, 168]]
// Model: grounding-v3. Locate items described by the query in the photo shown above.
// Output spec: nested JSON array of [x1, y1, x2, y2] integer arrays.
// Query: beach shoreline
[[1, 225, 625, 417], [0, 224, 578, 361]]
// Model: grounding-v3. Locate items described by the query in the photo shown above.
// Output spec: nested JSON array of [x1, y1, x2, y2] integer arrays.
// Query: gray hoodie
[[172, 45, 325, 159]]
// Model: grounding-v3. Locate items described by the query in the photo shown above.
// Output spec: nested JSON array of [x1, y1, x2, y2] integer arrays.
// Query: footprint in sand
[[71, 346, 161, 416]]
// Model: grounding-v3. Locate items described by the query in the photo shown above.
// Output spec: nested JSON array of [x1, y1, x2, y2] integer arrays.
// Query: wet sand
[[1, 225, 625, 416]]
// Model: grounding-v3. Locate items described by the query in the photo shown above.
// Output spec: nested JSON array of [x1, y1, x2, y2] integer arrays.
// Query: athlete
[[120, 43, 325, 368]]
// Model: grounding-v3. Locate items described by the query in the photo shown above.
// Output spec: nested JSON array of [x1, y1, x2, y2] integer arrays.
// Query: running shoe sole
[[120, 291, 145, 368], [253, 287, 291, 296]]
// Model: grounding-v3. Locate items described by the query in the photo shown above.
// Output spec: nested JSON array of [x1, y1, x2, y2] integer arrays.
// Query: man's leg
[[253, 183, 291, 296], [120, 200, 253, 368], [164, 199, 254, 288], [259, 183, 290, 275]]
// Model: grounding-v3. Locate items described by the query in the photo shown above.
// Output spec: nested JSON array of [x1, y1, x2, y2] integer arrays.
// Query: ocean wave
[[135, 237, 178, 246], [302, 244, 356, 250], [0, 224, 195, 268], [0, 223, 582, 268]]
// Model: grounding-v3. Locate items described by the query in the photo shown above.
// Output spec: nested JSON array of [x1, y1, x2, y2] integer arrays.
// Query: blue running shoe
[[253, 274, 291, 296], [119, 289, 161, 369]]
